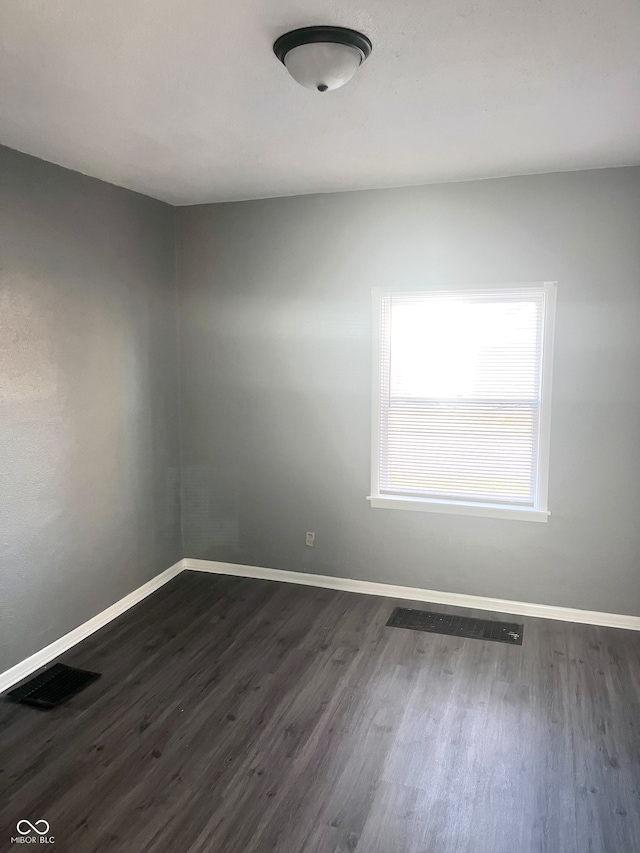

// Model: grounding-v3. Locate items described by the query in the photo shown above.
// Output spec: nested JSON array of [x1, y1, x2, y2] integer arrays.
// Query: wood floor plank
[[1, 572, 639, 852]]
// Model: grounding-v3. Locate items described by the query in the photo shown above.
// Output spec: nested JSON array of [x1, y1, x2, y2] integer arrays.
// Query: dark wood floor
[[1, 571, 640, 852]]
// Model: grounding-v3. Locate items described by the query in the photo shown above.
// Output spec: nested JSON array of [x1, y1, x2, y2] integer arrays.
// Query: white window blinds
[[371, 284, 555, 518]]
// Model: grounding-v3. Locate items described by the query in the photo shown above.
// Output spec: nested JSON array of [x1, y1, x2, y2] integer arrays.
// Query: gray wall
[[3, 152, 639, 674], [177, 167, 640, 617], [0, 145, 181, 672]]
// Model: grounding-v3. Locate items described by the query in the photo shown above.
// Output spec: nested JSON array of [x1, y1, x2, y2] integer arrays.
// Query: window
[[369, 283, 556, 521]]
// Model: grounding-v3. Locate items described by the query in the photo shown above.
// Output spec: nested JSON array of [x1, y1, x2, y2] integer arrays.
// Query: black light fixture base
[[273, 26, 373, 65]]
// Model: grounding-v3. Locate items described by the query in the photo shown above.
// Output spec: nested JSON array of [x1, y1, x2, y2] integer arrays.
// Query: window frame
[[368, 282, 557, 522]]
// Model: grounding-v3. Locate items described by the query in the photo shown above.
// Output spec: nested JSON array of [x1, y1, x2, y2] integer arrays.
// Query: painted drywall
[[0, 145, 181, 673], [177, 167, 640, 616]]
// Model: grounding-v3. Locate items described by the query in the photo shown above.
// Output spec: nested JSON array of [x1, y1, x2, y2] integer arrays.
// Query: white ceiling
[[1, 0, 639, 205]]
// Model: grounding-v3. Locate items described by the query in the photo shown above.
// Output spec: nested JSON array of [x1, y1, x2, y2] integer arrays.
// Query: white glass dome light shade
[[284, 42, 363, 92], [274, 26, 372, 93]]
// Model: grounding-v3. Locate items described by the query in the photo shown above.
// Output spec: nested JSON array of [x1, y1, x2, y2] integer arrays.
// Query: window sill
[[367, 495, 550, 522]]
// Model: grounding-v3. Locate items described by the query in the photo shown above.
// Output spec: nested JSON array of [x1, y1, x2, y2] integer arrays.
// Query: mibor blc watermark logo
[[10, 820, 55, 844]]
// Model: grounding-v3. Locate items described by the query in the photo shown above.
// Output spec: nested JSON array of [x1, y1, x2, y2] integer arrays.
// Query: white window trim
[[368, 281, 557, 522]]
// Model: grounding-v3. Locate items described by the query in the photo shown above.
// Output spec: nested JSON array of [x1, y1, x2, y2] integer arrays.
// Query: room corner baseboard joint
[[0, 559, 185, 694], [3, 556, 639, 695]]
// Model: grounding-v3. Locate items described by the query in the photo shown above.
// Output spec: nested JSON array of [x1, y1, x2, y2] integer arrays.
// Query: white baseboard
[[3, 555, 638, 694], [184, 558, 640, 632], [0, 559, 185, 694]]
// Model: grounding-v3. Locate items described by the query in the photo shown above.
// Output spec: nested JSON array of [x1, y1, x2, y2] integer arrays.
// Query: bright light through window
[[369, 284, 557, 522]]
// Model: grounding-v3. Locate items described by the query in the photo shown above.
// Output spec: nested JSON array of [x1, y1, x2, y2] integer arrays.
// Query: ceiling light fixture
[[273, 26, 372, 93]]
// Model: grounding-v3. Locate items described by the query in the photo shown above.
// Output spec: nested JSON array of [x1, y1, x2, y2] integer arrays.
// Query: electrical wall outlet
[[305, 532, 315, 547]]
